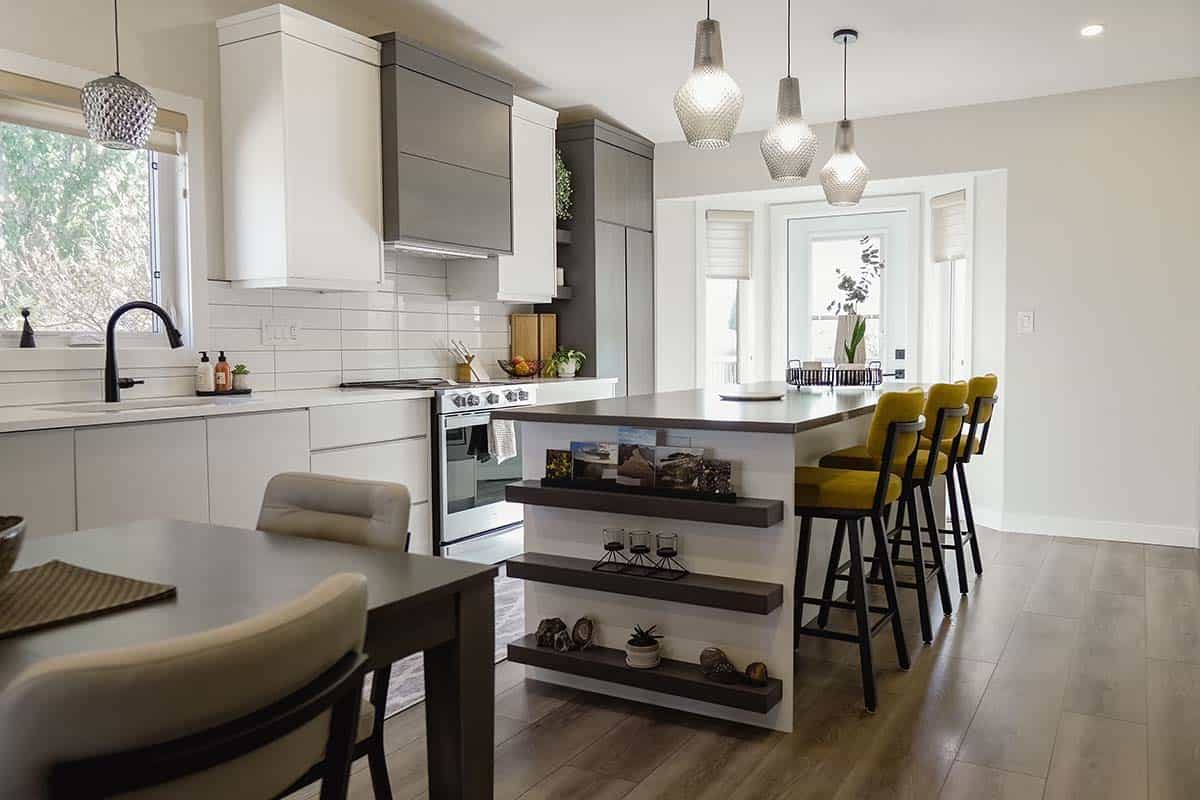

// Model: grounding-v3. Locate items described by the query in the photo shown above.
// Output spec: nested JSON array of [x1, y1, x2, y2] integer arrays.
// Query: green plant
[[550, 347, 586, 367], [826, 235, 884, 316], [627, 625, 662, 647], [555, 148, 572, 221], [232, 363, 249, 375], [844, 318, 867, 363]]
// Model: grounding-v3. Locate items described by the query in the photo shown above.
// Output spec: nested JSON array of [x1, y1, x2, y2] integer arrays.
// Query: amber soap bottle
[[214, 350, 233, 392]]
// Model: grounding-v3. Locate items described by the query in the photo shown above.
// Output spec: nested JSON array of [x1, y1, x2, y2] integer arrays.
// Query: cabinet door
[[594, 221, 628, 396], [207, 411, 311, 529], [626, 152, 654, 231], [594, 141, 627, 226], [76, 420, 209, 529], [309, 438, 430, 503], [0, 429, 75, 537], [498, 116, 556, 301], [282, 35, 382, 287], [626, 227, 655, 396], [392, 153, 512, 253], [407, 501, 433, 555]]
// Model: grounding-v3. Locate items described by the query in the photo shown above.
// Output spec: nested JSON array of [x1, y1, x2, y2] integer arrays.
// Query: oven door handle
[[443, 411, 493, 431]]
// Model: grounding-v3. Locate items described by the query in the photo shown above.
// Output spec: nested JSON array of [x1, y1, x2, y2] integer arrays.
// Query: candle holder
[[625, 529, 656, 575], [651, 532, 689, 579], [593, 528, 629, 573]]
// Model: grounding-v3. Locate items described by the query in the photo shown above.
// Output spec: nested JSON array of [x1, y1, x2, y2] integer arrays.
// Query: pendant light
[[820, 29, 869, 206], [674, 0, 743, 150], [760, 0, 818, 181], [80, 0, 157, 150]]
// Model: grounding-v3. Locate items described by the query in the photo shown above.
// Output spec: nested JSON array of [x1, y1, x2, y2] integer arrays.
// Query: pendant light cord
[[786, 0, 791, 76], [842, 37, 848, 121], [706, 0, 711, 21], [113, 0, 121, 75]]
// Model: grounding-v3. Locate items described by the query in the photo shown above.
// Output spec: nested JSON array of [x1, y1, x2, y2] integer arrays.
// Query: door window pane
[[705, 278, 738, 385], [809, 235, 882, 362]]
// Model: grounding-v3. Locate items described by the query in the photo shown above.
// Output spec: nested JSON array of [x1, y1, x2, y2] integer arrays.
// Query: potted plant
[[555, 148, 572, 222], [232, 363, 251, 391], [825, 236, 883, 365], [625, 624, 662, 669], [550, 347, 586, 378]]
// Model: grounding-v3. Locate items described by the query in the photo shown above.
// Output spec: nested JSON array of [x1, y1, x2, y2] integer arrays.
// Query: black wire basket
[[786, 360, 884, 388]]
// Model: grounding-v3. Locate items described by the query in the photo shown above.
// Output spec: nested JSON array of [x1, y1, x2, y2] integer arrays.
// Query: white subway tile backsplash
[[447, 314, 511, 333], [342, 368, 401, 383], [386, 252, 446, 278], [275, 350, 341, 373], [396, 313, 450, 332], [395, 295, 448, 314], [272, 306, 341, 330], [210, 304, 272, 329], [276, 330, 342, 351], [446, 300, 512, 316], [391, 274, 447, 296], [341, 330, 398, 350], [272, 289, 342, 309], [274, 370, 343, 391], [340, 310, 398, 331], [208, 284, 270, 306], [341, 350, 399, 371]]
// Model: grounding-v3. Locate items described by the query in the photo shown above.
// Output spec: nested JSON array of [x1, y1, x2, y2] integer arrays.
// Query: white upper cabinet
[[218, 5, 383, 291], [447, 97, 558, 303]]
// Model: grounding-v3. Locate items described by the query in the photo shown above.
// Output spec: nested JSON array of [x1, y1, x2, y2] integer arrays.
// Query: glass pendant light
[[81, 0, 157, 150], [674, 1, 743, 150], [760, 0, 818, 181], [820, 29, 869, 206]]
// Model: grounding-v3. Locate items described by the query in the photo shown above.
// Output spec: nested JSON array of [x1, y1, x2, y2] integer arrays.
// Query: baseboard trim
[[1000, 511, 1198, 549]]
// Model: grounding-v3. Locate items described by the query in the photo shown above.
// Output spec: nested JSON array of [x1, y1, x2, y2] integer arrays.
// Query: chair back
[[966, 374, 999, 425], [0, 573, 369, 800], [923, 382, 970, 443], [865, 388, 926, 462], [258, 472, 411, 550]]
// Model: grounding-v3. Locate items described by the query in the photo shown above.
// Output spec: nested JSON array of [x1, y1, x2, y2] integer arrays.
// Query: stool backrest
[[967, 374, 999, 425], [923, 382, 969, 443], [258, 472, 411, 550], [866, 388, 926, 462], [0, 573, 369, 800]]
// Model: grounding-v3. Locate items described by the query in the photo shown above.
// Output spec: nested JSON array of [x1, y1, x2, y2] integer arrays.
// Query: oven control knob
[[467, 394, 480, 406], [517, 389, 529, 401], [486, 392, 500, 405], [452, 394, 467, 407], [505, 390, 518, 402]]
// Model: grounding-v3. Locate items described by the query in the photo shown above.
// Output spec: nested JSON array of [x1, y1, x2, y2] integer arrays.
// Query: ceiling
[[344, 0, 1200, 143]]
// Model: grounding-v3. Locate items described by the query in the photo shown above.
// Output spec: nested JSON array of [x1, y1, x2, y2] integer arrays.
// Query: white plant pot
[[834, 313, 866, 365], [625, 642, 661, 669], [556, 359, 578, 378], [232, 373, 251, 391]]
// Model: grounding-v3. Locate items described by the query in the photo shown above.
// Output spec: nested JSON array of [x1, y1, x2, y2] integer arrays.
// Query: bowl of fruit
[[497, 356, 542, 378]]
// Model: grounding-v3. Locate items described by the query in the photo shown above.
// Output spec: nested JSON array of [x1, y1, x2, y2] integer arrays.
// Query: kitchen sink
[[39, 397, 223, 414]]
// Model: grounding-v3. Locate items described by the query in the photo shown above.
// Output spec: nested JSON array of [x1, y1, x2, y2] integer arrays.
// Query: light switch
[[261, 320, 301, 345], [1016, 311, 1036, 335]]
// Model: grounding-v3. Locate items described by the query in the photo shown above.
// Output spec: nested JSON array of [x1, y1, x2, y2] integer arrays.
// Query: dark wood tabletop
[[0, 519, 498, 691]]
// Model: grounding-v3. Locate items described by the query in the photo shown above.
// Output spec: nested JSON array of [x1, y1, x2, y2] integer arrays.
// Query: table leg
[[423, 579, 495, 799]]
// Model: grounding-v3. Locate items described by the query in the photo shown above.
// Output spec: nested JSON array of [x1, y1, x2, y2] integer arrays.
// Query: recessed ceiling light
[[1080, 23, 1105, 37]]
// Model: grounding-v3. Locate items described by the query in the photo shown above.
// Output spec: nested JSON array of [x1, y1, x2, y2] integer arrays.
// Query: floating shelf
[[505, 481, 785, 528], [508, 634, 782, 713], [506, 552, 783, 615], [556, 229, 573, 245]]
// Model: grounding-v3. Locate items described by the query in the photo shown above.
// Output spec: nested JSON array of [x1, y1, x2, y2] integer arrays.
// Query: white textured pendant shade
[[820, 120, 869, 205], [674, 18, 743, 150], [81, 73, 157, 150], [760, 77, 818, 181]]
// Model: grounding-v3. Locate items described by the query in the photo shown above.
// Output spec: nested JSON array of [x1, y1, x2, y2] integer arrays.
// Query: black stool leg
[[845, 518, 877, 712], [794, 515, 813, 649], [817, 519, 847, 629], [945, 469, 970, 595], [904, 486, 933, 644], [366, 665, 394, 800], [919, 483, 954, 616], [890, 499, 907, 564], [871, 513, 910, 671], [867, 503, 893, 584], [958, 462, 985, 575]]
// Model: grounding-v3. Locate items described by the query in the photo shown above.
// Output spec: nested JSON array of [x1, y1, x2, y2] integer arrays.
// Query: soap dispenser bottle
[[196, 351, 215, 393], [214, 351, 232, 393]]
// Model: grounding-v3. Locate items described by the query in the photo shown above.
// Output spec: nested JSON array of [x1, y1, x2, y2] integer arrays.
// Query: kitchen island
[[495, 382, 929, 732]]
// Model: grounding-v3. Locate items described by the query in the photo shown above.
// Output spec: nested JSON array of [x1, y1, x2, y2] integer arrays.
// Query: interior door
[[626, 227, 655, 395]]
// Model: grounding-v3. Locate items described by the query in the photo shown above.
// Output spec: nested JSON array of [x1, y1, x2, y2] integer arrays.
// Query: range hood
[[376, 33, 514, 260]]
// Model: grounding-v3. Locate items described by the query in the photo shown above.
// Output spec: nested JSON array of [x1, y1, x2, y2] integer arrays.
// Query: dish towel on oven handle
[[489, 418, 518, 464]]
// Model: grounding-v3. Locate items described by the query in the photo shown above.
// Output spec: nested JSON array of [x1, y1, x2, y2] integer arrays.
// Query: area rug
[[375, 570, 525, 717]]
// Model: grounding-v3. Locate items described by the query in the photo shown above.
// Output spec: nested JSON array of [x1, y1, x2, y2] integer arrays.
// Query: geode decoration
[[535, 617, 567, 648], [572, 617, 595, 650], [699, 459, 734, 495], [744, 662, 769, 687], [553, 628, 574, 653], [699, 647, 727, 673], [700, 646, 740, 683]]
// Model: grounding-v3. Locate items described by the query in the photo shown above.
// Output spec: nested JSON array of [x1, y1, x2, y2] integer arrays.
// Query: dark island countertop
[[494, 382, 917, 433]]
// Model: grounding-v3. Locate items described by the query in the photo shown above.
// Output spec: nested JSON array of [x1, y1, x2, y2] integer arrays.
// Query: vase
[[557, 359, 578, 378], [625, 641, 661, 669], [232, 373, 251, 391], [834, 313, 865, 365]]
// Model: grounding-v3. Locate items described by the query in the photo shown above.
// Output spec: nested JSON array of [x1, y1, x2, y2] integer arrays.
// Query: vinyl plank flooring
[[569, 707, 698, 782], [347, 735, 427, 800], [1042, 712, 1147, 800], [1089, 541, 1146, 596], [624, 721, 783, 800], [518, 765, 637, 800], [987, 532, 1052, 570], [494, 677, 578, 723], [1147, 659, 1200, 800], [1144, 544, 1200, 572], [938, 761, 1046, 799], [934, 564, 1037, 663], [1063, 592, 1147, 723], [1146, 569, 1200, 664], [1022, 541, 1097, 618], [986, 613, 1079, 697]]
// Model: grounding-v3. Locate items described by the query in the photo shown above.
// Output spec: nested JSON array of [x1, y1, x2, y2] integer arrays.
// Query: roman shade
[[705, 209, 754, 280], [930, 189, 967, 262], [0, 69, 187, 155]]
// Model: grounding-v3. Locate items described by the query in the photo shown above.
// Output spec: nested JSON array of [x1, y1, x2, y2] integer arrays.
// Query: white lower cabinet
[[206, 411, 311, 529], [0, 429, 76, 538], [309, 437, 430, 503], [75, 419, 210, 529], [407, 501, 433, 555]]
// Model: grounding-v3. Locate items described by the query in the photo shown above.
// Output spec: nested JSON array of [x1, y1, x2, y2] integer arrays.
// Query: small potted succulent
[[232, 363, 251, 391], [625, 624, 662, 669], [550, 347, 586, 378]]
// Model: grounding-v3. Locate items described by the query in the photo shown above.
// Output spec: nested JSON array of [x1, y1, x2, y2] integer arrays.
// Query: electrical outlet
[[261, 320, 301, 345], [1017, 311, 1036, 335], [894, 348, 906, 360], [894, 368, 906, 380]]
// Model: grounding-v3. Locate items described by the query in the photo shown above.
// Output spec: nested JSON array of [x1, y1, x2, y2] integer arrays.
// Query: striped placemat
[[0, 560, 176, 639]]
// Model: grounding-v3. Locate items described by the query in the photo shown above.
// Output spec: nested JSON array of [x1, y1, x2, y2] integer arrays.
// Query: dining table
[[0, 518, 498, 799]]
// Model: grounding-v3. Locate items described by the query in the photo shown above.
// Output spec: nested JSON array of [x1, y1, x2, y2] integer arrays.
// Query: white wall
[[655, 78, 1200, 547], [653, 201, 697, 392]]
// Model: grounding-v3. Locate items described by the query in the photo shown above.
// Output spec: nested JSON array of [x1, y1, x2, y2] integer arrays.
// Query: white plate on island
[[717, 390, 785, 402]]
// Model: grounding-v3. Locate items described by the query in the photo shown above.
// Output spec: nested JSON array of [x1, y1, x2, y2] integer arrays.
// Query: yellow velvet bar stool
[[793, 390, 925, 712], [922, 374, 999, 593], [819, 384, 967, 643]]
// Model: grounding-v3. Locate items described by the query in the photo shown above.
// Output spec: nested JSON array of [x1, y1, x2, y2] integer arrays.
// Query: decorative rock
[[744, 662, 769, 687], [700, 646, 740, 684], [535, 617, 567, 648], [572, 617, 595, 650], [699, 647, 727, 672], [553, 628, 574, 653]]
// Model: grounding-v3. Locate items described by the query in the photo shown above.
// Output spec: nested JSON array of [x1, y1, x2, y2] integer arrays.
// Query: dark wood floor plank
[[623, 721, 783, 800], [494, 677, 578, 723], [937, 761, 1046, 799], [1147, 658, 1200, 800], [569, 707, 698, 782], [1043, 712, 1147, 800], [517, 765, 637, 800]]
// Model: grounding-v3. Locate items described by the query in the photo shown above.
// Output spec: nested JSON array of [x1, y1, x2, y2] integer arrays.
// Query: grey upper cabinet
[[594, 141, 654, 231], [625, 227, 654, 396], [594, 221, 628, 396], [625, 154, 654, 231], [377, 33, 514, 258]]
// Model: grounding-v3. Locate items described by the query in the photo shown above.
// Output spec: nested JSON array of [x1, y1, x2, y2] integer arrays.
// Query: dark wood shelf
[[506, 552, 783, 615], [556, 228, 573, 245], [505, 480, 785, 528], [553, 285, 574, 300], [507, 634, 782, 713]]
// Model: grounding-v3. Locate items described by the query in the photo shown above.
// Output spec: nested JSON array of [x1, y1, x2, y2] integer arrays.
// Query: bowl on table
[[497, 359, 543, 378], [0, 516, 25, 582]]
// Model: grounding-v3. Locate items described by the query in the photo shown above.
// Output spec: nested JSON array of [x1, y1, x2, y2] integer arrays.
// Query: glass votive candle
[[656, 532, 679, 559], [602, 528, 626, 553], [628, 530, 652, 556]]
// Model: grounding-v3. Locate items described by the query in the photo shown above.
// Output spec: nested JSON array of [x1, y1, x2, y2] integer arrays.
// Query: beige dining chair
[[257, 472, 412, 800], [0, 572, 370, 800]]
